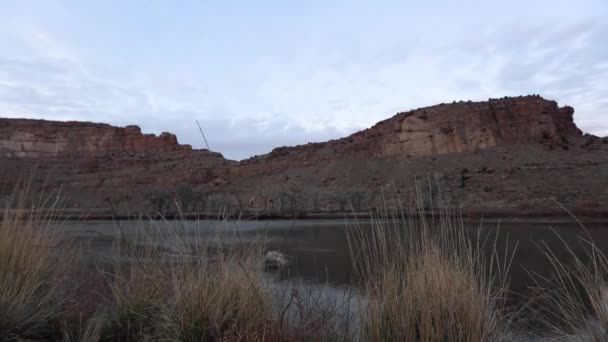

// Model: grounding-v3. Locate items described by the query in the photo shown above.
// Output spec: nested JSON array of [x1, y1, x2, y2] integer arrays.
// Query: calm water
[[58, 218, 608, 296], [54, 218, 608, 339]]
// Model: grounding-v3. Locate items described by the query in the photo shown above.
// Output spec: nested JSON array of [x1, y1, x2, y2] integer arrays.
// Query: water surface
[[59, 218, 608, 293]]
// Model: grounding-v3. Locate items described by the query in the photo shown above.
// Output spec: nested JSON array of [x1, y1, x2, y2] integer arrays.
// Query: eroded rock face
[[0, 96, 582, 162], [233, 96, 583, 176], [0, 119, 192, 158], [1, 95, 603, 215], [374, 96, 581, 157]]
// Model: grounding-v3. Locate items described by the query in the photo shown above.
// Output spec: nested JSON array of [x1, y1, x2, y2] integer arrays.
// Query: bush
[[144, 188, 171, 214]]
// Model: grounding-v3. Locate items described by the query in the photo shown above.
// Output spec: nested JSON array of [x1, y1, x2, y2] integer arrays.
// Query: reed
[[530, 228, 608, 341], [347, 185, 514, 341], [100, 219, 275, 341], [0, 188, 67, 340]]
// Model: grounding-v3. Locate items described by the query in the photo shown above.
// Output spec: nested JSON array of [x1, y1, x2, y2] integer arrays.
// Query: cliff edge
[[0, 119, 193, 158]]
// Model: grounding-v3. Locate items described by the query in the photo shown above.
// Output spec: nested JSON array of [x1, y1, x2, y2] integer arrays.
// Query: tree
[[231, 191, 252, 216], [279, 186, 307, 218], [332, 188, 367, 212], [192, 189, 208, 213], [349, 189, 367, 211], [145, 188, 170, 213], [333, 190, 350, 212], [176, 184, 194, 212], [256, 189, 275, 215], [206, 193, 221, 214]]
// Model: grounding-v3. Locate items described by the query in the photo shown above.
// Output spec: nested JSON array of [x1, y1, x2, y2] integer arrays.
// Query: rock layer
[[234, 95, 583, 176], [0, 96, 581, 161], [0, 95, 605, 215], [0, 119, 192, 158], [373, 95, 580, 157]]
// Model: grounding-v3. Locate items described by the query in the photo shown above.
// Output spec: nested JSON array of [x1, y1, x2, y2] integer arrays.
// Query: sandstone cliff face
[[0, 96, 582, 162], [0, 119, 192, 158], [1, 95, 604, 215], [233, 96, 583, 176], [370, 95, 581, 158]]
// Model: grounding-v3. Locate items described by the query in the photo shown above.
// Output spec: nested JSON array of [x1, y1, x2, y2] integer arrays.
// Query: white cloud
[[0, 2, 606, 160]]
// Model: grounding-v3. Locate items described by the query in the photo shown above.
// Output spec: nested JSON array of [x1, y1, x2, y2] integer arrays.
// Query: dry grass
[[268, 279, 358, 341], [357, 243, 510, 341], [347, 186, 514, 341], [7, 183, 517, 341], [0, 188, 352, 341], [15, 185, 608, 341], [0, 189, 67, 340], [97, 219, 275, 341], [530, 230, 608, 341], [162, 254, 273, 341], [61, 311, 106, 342]]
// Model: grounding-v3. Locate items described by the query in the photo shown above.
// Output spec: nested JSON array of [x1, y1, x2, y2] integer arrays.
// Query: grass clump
[[0, 185, 532, 341], [358, 242, 509, 341], [99, 221, 274, 341], [531, 231, 608, 341], [103, 263, 165, 340], [0, 191, 67, 340], [162, 253, 273, 341], [347, 188, 514, 341]]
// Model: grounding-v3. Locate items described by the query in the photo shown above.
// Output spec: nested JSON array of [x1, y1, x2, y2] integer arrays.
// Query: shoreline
[[7, 207, 608, 223]]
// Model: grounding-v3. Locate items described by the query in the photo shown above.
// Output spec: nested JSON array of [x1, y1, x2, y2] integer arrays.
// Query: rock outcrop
[[0, 95, 605, 216], [0, 96, 582, 162], [370, 95, 581, 157], [234, 95, 583, 176], [0, 118, 192, 158]]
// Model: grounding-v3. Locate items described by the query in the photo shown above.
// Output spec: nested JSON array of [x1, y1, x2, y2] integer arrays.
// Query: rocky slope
[[1, 95, 606, 217], [233, 95, 583, 176]]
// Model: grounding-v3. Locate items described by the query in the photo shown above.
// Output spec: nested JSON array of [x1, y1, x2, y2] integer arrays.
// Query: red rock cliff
[[0, 118, 192, 158], [360, 95, 581, 158], [234, 95, 583, 175]]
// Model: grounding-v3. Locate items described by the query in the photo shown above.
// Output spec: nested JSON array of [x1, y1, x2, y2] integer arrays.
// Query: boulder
[[264, 251, 292, 267]]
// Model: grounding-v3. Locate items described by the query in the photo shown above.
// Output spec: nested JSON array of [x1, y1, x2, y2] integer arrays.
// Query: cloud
[[0, 3, 606, 160], [0, 47, 343, 160]]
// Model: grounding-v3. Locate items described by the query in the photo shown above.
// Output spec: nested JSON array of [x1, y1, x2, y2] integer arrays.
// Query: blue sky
[[1, 1, 607, 160]]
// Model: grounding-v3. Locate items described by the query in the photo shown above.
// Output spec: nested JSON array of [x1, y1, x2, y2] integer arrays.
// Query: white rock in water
[[265, 251, 292, 267]]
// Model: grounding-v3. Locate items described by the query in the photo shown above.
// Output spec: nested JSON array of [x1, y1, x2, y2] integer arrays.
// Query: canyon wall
[[0, 118, 192, 158], [369, 95, 581, 158], [0, 96, 582, 162], [233, 95, 583, 176], [1, 95, 605, 215]]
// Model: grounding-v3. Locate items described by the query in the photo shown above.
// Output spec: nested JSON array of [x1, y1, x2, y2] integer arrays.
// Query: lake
[[57, 218, 608, 298], [54, 218, 608, 339]]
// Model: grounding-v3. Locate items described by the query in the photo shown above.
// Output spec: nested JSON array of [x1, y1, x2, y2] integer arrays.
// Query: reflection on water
[[59, 218, 608, 303], [56, 218, 608, 338], [259, 220, 608, 303]]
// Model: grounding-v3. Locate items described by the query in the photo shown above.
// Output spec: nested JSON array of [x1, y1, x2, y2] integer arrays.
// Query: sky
[[0, 1, 607, 160]]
